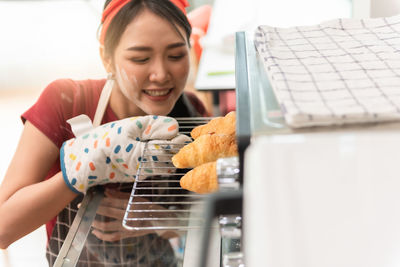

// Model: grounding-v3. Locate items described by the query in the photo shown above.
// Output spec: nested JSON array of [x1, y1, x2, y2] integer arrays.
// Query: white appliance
[[244, 131, 400, 267]]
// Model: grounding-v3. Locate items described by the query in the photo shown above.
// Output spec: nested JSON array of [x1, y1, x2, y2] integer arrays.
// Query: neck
[[109, 84, 146, 119]]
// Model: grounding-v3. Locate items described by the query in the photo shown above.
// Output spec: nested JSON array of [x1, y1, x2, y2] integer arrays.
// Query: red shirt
[[21, 78, 208, 240]]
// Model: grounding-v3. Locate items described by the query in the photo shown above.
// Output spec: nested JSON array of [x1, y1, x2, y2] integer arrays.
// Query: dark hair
[[101, 0, 192, 57]]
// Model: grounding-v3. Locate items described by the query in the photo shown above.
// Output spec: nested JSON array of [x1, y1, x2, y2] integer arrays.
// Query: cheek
[[118, 65, 147, 89], [173, 61, 190, 85]]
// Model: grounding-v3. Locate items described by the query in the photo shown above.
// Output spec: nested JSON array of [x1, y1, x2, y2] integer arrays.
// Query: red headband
[[99, 0, 189, 45]]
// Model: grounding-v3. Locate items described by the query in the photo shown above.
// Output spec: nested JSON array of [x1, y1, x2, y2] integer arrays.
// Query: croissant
[[172, 134, 238, 168], [180, 161, 218, 194], [191, 111, 236, 139]]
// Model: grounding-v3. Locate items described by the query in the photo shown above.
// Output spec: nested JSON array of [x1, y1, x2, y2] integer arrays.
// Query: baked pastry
[[172, 133, 238, 168], [191, 111, 236, 139], [180, 161, 218, 194]]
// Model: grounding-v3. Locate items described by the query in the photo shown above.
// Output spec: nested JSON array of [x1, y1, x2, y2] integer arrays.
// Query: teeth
[[144, 89, 170, 96]]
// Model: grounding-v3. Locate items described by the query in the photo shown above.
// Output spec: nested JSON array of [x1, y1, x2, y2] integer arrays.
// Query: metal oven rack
[[123, 118, 212, 232]]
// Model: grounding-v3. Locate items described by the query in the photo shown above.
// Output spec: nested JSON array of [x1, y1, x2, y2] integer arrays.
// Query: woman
[[0, 0, 208, 265]]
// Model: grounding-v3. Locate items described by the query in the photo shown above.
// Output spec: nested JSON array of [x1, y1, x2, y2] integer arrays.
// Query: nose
[[149, 58, 170, 83]]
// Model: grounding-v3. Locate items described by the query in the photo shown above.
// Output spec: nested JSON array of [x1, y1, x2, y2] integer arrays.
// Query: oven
[[235, 30, 400, 267]]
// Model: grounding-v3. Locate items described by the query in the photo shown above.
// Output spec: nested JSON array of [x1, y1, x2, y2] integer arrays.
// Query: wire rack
[[122, 117, 212, 231]]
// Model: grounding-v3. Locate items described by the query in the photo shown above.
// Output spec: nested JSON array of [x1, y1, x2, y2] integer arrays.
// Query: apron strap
[[67, 74, 114, 137], [93, 73, 114, 127]]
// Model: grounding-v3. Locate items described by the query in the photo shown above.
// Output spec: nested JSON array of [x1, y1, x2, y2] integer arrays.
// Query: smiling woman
[[98, 0, 195, 118], [106, 8, 191, 116], [0, 0, 209, 266]]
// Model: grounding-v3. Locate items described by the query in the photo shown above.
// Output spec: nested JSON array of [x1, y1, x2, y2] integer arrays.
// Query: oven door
[[244, 132, 400, 267]]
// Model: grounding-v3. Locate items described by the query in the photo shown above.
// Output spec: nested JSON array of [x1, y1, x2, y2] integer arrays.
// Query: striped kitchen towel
[[254, 14, 400, 128]]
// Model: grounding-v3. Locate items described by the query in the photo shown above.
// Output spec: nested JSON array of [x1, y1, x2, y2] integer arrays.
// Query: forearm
[[0, 172, 77, 249]]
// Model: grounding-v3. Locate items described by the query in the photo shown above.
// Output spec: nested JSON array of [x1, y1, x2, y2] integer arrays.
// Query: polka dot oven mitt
[[60, 115, 191, 194]]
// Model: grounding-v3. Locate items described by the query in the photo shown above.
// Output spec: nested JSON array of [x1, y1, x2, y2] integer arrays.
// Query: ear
[[99, 46, 114, 74]]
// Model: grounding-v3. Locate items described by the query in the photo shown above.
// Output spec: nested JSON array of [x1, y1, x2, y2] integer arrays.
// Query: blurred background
[[1, 0, 399, 266]]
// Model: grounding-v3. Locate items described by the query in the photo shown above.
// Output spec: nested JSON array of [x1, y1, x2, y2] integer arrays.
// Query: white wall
[[0, 0, 106, 91], [352, 0, 371, 18], [371, 0, 400, 18], [353, 0, 400, 18]]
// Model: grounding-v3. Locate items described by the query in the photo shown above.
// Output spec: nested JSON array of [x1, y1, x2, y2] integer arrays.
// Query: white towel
[[255, 14, 400, 128]]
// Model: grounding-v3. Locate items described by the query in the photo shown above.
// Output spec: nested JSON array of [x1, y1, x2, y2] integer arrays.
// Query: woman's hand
[[60, 115, 191, 194], [91, 187, 179, 242]]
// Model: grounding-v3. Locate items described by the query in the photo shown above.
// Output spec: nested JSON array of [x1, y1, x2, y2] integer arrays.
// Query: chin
[[142, 105, 174, 116]]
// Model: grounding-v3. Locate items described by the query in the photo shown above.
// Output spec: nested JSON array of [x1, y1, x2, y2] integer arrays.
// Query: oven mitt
[[60, 115, 191, 194]]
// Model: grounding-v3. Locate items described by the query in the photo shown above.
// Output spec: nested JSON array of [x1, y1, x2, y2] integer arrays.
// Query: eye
[[130, 57, 149, 63], [168, 54, 186, 61]]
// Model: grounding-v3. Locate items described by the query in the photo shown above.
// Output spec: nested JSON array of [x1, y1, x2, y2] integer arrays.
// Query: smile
[[143, 88, 172, 97]]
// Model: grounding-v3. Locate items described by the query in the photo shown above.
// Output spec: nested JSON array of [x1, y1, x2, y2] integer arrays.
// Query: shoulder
[[43, 78, 105, 99], [42, 78, 105, 116], [21, 78, 106, 147]]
